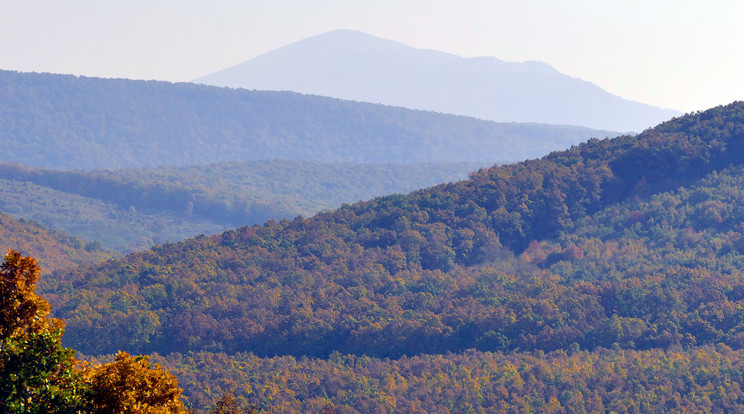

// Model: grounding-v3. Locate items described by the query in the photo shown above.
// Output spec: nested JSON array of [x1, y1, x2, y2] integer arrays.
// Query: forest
[[0, 211, 110, 273], [0, 160, 481, 251], [7, 101, 742, 411], [0, 70, 615, 170]]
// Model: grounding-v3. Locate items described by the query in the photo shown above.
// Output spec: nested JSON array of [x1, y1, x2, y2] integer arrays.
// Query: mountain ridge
[[38, 101, 744, 412], [195, 29, 680, 131], [0, 69, 618, 170], [44, 101, 744, 357]]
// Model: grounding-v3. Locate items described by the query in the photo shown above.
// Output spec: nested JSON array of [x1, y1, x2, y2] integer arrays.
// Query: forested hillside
[[38, 102, 744, 411], [0, 211, 111, 273], [159, 346, 744, 412], [0, 160, 481, 251], [0, 70, 617, 169]]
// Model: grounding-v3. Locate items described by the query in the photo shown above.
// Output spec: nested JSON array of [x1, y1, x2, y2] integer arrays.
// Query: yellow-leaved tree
[[0, 249, 187, 413]]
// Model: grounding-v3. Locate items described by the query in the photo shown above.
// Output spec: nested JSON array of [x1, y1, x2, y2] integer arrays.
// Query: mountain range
[[0, 69, 617, 170], [195, 29, 681, 132], [5, 29, 744, 412]]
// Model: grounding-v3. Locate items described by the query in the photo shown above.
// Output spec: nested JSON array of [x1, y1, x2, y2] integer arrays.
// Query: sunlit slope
[[43, 102, 744, 358], [0, 210, 111, 273]]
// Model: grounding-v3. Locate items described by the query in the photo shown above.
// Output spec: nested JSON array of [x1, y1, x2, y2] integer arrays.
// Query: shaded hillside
[[0, 70, 617, 170], [195, 29, 680, 132], [0, 211, 111, 273], [42, 102, 744, 358], [0, 160, 481, 251]]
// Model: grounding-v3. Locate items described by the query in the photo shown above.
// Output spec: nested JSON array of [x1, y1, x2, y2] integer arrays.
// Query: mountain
[[0, 210, 111, 273], [39, 102, 744, 411], [0, 160, 482, 251], [0, 70, 617, 170], [195, 29, 681, 132]]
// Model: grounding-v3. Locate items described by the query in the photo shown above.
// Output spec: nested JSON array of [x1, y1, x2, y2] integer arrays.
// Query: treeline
[[161, 345, 744, 413], [41, 102, 744, 359], [0, 70, 615, 170]]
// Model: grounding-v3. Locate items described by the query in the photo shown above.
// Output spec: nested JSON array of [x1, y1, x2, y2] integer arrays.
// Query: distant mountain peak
[[195, 30, 680, 132]]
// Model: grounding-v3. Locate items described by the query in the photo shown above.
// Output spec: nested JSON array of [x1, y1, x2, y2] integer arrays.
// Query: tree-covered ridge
[[0, 160, 482, 251], [0, 70, 617, 169], [0, 210, 111, 273], [41, 102, 744, 360], [43, 164, 744, 358]]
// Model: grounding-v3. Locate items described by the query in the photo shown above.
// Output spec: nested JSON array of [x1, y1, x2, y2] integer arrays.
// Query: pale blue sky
[[1, 0, 740, 112]]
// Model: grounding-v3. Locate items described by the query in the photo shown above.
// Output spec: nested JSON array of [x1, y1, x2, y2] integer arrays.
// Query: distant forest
[[0, 70, 617, 169], [0, 160, 482, 251]]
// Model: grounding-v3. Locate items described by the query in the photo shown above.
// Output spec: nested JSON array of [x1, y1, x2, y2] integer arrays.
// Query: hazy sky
[[1, 0, 740, 113]]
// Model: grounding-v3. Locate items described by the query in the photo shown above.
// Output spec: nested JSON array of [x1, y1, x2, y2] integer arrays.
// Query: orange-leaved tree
[[90, 351, 187, 413], [0, 249, 187, 413]]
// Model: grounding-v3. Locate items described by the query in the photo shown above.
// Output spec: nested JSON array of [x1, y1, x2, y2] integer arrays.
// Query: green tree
[[0, 249, 188, 413], [0, 249, 87, 412]]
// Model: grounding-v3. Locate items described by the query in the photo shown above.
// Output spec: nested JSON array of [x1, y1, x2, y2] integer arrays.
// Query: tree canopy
[[0, 250, 187, 413]]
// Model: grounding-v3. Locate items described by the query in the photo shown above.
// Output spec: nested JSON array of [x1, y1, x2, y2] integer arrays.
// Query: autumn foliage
[[89, 351, 186, 413], [26, 102, 744, 410], [0, 250, 187, 413]]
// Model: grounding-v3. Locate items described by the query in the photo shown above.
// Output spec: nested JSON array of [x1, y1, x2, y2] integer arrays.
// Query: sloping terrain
[[196, 29, 680, 132], [40, 102, 744, 411], [0, 69, 616, 170], [0, 160, 481, 251], [0, 210, 111, 273]]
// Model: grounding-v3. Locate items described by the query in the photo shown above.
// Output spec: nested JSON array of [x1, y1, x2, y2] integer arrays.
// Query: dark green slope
[[43, 102, 744, 359], [0, 70, 616, 169], [0, 160, 481, 251]]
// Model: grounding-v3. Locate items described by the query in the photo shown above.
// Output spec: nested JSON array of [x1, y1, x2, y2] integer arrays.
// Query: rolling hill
[[195, 29, 680, 132], [37, 102, 744, 411], [0, 160, 483, 251], [0, 69, 617, 170], [0, 210, 111, 273]]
